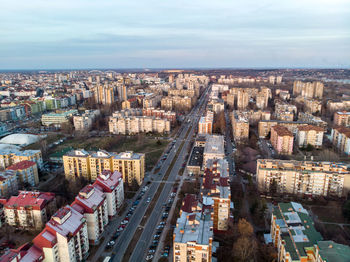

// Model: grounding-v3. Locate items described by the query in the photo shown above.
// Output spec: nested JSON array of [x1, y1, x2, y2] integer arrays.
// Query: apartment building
[[173, 194, 213, 262], [270, 202, 350, 262], [73, 109, 100, 131], [236, 89, 249, 110], [275, 111, 294, 122], [334, 111, 350, 127], [296, 125, 324, 148], [256, 159, 350, 197], [270, 125, 293, 155], [143, 94, 161, 109], [72, 185, 108, 244], [198, 111, 214, 135], [41, 109, 78, 127], [63, 150, 145, 186], [331, 126, 350, 155], [142, 108, 176, 124], [32, 205, 89, 261], [203, 135, 225, 167], [94, 84, 115, 105], [0, 171, 18, 198], [231, 111, 249, 143], [258, 120, 308, 138], [6, 160, 39, 186], [93, 170, 124, 217], [327, 99, 350, 114], [298, 112, 328, 129], [161, 96, 193, 111], [202, 159, 231, 232], [207, 99, 224, 113], [4, 191, 56, 230], [0, 149, 43, 170], [109, 116, 171, 135], [304, 98, 322, 114], [293, 80, 324, 99]]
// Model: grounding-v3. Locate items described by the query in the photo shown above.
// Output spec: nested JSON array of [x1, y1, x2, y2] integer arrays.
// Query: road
[[96, 87, 210, 262], [128, 87, 209, 262]]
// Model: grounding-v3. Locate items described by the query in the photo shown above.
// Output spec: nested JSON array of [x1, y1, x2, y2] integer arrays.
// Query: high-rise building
[[6, 160, 39, 186], [0, 171, 18, 198], [203, 135, 225, 167], [270, 125, 294, 155], [330, 126, 350, 155], [296, 125, 324, 148], [334, 111, 350, 127], [231, 111, 249, 143], [236, 90, 249, 110], [95, 84, 115, 105]]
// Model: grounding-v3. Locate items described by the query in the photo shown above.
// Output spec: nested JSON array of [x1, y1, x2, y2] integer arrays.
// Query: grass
[[23, 133, 65, 150], [47, 135, 168, 171], [310, 202, 347, 223]]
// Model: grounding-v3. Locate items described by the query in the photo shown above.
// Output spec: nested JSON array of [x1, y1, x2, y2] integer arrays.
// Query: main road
[[101, 86, 210, 262]]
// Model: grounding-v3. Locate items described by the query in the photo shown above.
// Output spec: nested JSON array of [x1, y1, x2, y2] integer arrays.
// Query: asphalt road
[[103, 87, 210, 262], [128, 87, 210, 262]]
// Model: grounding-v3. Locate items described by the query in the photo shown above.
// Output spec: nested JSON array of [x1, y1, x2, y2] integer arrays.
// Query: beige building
[[327, 99, 350, 114], [330, 126, 350, 155], [41, 109, 78, 127], [334, 111, 350, 127], [0, 171, 18, 198], [203, 135, 225, 167], [0, 149, 43, 170], [231, 111, 249, 143], [258, 120, 308, 138], [293, 80, 324, 99], [296, 125, 324, 148], [161, 96, 193, 111], [173, 194, 213, 262], [63, 150, 145, 186], [6, 160, 39, 186], [4, 191, 56, 230], [256, 159, 350, 197], [198, 111, 213, 135], [298, 112, 328, 128], [94, 84, 115, 105], [275, 111, 294, 122], [304, 98, 322, 114], [236, 89, 249, 110], [73, 110, 100, 131]]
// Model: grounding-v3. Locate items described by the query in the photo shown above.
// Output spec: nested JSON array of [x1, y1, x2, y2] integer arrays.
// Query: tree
[[237, 218, 253, 237], [343, 200, 350, 220], [233, 236, 256, 262]]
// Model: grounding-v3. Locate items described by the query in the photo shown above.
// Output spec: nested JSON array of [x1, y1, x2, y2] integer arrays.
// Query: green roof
[[317, 241, 350, 262]]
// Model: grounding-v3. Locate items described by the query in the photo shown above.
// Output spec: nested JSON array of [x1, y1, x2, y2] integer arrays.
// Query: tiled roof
[[6, 160, 36, 170]]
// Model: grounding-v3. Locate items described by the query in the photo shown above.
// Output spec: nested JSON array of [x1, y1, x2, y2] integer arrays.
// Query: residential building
[[293, 80, 324, 99], [63, 150, 145, 186], [0, 171, 18, 198], [142, 108, 176, 124], [32, 205, 89, 261], [6, 160, 39, 186], [173, 194, 213, 262], [256, 159, 350, 197], [187, 146, 204, 176], [270, 125, 293, 155], [73, 110, 100, 131], [236, 89, 249, 110], [334, 111, 350, 127], [95, 84, 115, 105], [231, 111, 249, 143], [304, 98, 322, 114], [275, 111, 294, 122], [331, 126, 350, 155], [198, 111, 214, 135], [296, 125, 324, 148], [93, 170, 124, 217], [203, 135, 225, 167], [298, 112, 328, 129], [41, 109, 78, 127], [0, 149, 43, 170], [202, 159, 231, 232], [4, 191, 56, 230], [71, 185, 108, 244], [258, 120, 308, 138]]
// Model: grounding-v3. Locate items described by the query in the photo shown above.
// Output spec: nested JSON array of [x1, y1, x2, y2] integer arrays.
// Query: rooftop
[[5, 191, 55, 210], [272, 125, 293, 136], [188, 146, 204, 167], [204, 135, 225, 156], [6, 160, 36, 171], [317, 240, 350, 262]]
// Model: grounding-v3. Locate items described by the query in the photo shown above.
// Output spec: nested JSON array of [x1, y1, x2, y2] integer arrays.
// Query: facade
[[203, 135, 225, 167], [270, 125, 293, 155], [6, 160, 39, 186], [142, 108, 176, 124], [293, 80, 324, 99], [72, 185, 108, 244], [109, 115, 171, 135], [236, 90, 249, 110], [202, 159, 231, 232], [258, 120, 308, 138], [173, 194, 213, 262], [304, 98, 322, 114], [63, 150, 145, 186], [334, 111, 350, 127], [298, 112, 328, 129], [161, 96, 193, 111], [73, 110, 100, 131], [94, 84, 115, 105], [4, 191, 56, 230], [331, 126, 350, 155], [296, 125, 324, 148], [41, 109, 78, 127], [231, 111, 249, 143], [198, 111, 213, 135], [0, 149, 43, 170], [0, 171, 18, 198], [32, 205, 89, 262], [256, 159, 350, 197], [93, 170, 124, 217]]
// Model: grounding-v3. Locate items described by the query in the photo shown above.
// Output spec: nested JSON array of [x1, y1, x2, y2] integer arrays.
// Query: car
[[164, 245, 170, 251], [165, 206, 171, 211], [146, 197, 151, 203], [156, 230, 162, 234], [133, 200, 139, 205], [162, 251, 169, 257], [157, 225, 164, 229], [146, 255, 154, 261], [152, 240, 159, 244], [160, 221, 165, 225], [106, 240, 115, 248], [148, 249, 155, 254], [117, 226, 124, 232]]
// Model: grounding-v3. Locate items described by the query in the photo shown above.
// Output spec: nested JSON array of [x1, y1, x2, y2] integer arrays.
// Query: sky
[[0, 0, 349, 69]]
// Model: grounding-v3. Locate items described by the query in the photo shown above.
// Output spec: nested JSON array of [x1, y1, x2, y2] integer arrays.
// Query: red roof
[[181, 194, 197, 213], [33, 230, 57, 249], [5, 191, 55, 211], [93, 170, 122, 193], [6, 160, 36, 171]]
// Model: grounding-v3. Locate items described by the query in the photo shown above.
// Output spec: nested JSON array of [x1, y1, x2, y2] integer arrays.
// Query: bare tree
[[233, 236, 256, 262], [238, 218, 253, 237]]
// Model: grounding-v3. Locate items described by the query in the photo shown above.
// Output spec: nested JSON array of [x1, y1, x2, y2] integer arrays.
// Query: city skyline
[[1, 0, 349, 69]]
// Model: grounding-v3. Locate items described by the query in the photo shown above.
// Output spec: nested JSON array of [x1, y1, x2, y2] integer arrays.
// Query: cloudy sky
[[0, 0, 349, 69]]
